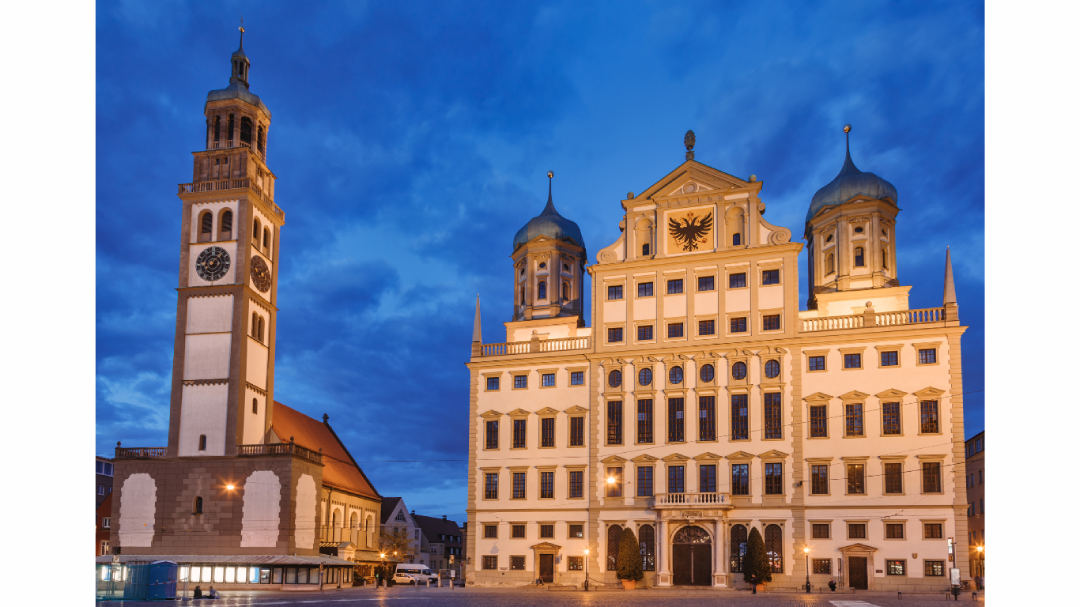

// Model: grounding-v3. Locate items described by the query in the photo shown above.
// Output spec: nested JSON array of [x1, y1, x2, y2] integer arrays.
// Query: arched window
[[213, 116, 221, 143], [263, 227, 271, 253], [252, 398, 258, 414], [607, 525, 623, 571], [199, 212, 213, 242], [220, 210, 233, 239], [730, 524, 747, 573], [332, 510, 338, 527], [732, 233, 741, 246], [227, 114, 235, 144], [258, 317, 265, 342], [198, 435, 207, 451], [669, 366, 683, 384], [854, 247, 865, 267], [765, 524, 783, 573], [253, 218, 261, 241], [537, 281, 547, 300], [350, 512, 359, 528], [251, 312, 259, 338], [193, 496, 203, 515], [826, 253, 835, 275], [562, 282, 569, 300], [882, 247, 888, 270], [257, 125, 265, 155], [240, 117, 253, 145], [608, 370, 622, 388], [520, 287, 525, 305], [639, 524, 655, 571]]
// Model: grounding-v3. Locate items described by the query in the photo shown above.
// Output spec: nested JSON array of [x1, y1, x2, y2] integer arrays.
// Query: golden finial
[[843, 124, 851, 133], [547, 171, 554, 179], [240, 14, 245, 34]]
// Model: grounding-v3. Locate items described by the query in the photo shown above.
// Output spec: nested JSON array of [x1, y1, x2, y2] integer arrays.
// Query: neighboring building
[[414, 514, 464, 577], [466, 132, 972, 591], [460, 523, 468, 581], [96, 457, 114, 507], [97, 493, 113, 556], [965, 432, 984, 585], [99, 29, 382, 590], [379, 499, 421, 563]]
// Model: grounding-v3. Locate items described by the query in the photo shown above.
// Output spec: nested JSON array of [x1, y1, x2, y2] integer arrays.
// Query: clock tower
[[167, 28, 284, 457]]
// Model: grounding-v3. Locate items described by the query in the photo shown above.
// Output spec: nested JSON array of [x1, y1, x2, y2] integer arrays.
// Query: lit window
[[925, 561, 945, 576], [886, 560, 906, 576], [847, 464, 865, 494]]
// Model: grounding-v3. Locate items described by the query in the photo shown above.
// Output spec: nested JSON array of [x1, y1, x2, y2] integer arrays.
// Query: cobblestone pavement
[[99, 585, 986, 607]]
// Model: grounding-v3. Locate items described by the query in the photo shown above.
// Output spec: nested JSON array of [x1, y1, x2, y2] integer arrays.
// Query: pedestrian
[[193, 585, 202, 598], [208, 585, 218, 598], [828, 579, 836, 592]]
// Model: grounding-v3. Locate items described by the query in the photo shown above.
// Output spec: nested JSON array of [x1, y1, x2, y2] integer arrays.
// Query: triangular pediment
[[726, 450, 756, 460], [507, 408, 532, 418], [693, 452, 722, 461], [914, 386, 947, 398], [758, 449, 789, 459], [631, 454, 660, 463], [661, 453, 690, 462], [530, 542, 562, 550], [563, 405, 589, 415], [636, 161, 753, 202], [601, 455, 628, 464], [875, 388, 908, 399], [838, 543, 879, 553], [804, 392, 833, 403], [535, 407, 560, 416], [479, 409, 503, 419], [839, 390, 870, 402], [665, 179, 716, 197]]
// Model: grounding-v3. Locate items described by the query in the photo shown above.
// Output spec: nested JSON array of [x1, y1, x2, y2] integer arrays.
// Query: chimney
[[442, 515, 447, 520]]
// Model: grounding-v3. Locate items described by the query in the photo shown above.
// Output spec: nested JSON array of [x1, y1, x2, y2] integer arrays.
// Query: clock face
[[195, 246, 231, 281], [250, 255, 272, 293]]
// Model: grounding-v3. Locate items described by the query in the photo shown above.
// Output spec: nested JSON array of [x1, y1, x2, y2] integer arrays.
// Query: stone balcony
[[653, 492, 732, 510], [473, 335, 591, 358], [799, 306, 950, 333], [178, 177, 284, 220]]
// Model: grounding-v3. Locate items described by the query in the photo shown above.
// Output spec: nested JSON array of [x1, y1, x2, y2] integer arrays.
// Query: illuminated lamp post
[[583, 548, 589, 591], [804, 546, 811, 593]]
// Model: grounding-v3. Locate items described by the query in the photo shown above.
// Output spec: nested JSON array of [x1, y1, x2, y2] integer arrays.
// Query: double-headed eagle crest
[[668, 210, 713, 252]]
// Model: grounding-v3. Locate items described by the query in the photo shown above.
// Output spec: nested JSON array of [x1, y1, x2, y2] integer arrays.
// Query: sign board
[[450, 570, 456, 579], [112, 555, 120, 565], [950, 568, 961, 586]]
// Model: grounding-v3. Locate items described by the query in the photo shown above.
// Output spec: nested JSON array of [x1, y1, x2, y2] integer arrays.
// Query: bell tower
[[167, 27, 284, 457]]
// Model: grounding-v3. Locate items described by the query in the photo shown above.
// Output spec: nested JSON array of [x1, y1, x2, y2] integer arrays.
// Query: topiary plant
[[743, 527, 772, 591], [616, 527, 644, 582]]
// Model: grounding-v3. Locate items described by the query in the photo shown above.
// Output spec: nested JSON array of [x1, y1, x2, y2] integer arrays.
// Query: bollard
[[972, 592, 977, 601], [898, 591, 902, 599]]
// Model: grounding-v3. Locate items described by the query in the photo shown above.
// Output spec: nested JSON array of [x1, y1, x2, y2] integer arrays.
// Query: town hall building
[[465, 130, 971, 591]]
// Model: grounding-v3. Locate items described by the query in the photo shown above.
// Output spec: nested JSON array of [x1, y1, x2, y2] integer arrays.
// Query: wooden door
[[673, 544, 692, 585], [539, 554, 554, 583], [691, 544, 711, 586], [848, 556, 868, 589]]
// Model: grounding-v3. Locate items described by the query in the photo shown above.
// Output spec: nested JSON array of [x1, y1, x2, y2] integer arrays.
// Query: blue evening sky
[[96, 0, 984, 523]]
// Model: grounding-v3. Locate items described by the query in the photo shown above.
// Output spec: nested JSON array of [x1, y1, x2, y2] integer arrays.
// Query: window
[[220, 210, 233, 237], [762, 314, 780, 331], [96, 461, 114, 476], [731, 394, 748, 440], [847, 464, 865, 494], [240, 116, 253, 144], [882, 247, 889, 269], [570, 372, 584, 386], [98, 486, 105, 495], [669, 366, 683, 384], [252, 398, 258, 414], [848, 523, 866, 539], [200, 211, 213, 235], [198, 435, 207, 451], [512, 472, 526, 499], [699, 319, 715, 335], [537, 281, 546, 299], [762, 269, 780, 285], [213, 116, 221, 142], [510, 556, 525, 570], [486, 376, 499, 390], [886, 523, 905, 539], [813, 559, 832, 574], [484, 473, 498, 499], [227, 114, 235, 143], [482, 556, 497, 570], [732, 233, 741, 246], [731, 463, 749, 495], [730, 317, 747, 333], [918, 348, 937, 364], [924, 523, 943, 539], [608, 369, 622, 388], [485, 420, 499, 449], [642, 243, 650, 256], [637, 399, 653, 443], [826, 253, 835, 274], [194, 496, 203, 514], [541, 373, 555, 387], [667, 398, 685, 442], [639, 524, 656, 571], [811, 465, 829, 494], [637, 325, 653, 341], [765, 525, 783, 573], [729, 272, 746, 288], [667, 279, 683, 294], [607, 526, 623, 570], [920, 400, 940, 433], [886, 560, 906, 576], [668, 322, 684, 338], [539, 524, 553, 538], [637, 466, 654, 496], [606, 467, 623, 498], [730, 525, 747, 572], [541, 418, 555, 447], [810, 405, 827, 437], [812, 523, 829, 539], [562, 282, 569, 300], [667, 465, 685, 494], [512, 419, 526, 448], [765, 463, 783, 495], [608, 327, 623, 343], [698, 396, 716, 441], [638, 282, 653, 297], [845, 404, 864, 436], [881, 351, 898, 366], [101, 541, 109, 556], [764, 359, 780, 378], [808, 355, 826, 371], [607, 401, 623, 445], [843, 353, 862, 369], [568, 470, 583, 498], [698, 276, 714, 291], [699, 464, 717, 493], [570, 417, 584, 446], [922, 462, 942, 493], [925, 560, 945, 577], [854, 247, 865, 267], [764, 393, 782, 439], [884, 463, 903, 494], [514, 375, 527, 389], [699, 364, 714, 382], [540, 471, 554, 498], [567, 556, 583, 571], [570, 524, 584, 538], [731, 361, 747, 380], [102, 517, 111, 529], [882, 402, 901, 435], [638, 368, 653, 386]]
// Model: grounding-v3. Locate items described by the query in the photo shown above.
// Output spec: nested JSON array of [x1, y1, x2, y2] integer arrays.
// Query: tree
[[379, 526, 415, 560], [743, 527, 772, 590], [616, 527, 644, 582]]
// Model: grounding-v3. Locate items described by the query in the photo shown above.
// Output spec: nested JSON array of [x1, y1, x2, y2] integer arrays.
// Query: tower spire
[[472, 294, 482, 343], [943, 246, 957, 306]]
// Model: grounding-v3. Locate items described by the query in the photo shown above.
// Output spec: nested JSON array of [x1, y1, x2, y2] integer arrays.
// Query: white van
[[394, 563, 438, 583]]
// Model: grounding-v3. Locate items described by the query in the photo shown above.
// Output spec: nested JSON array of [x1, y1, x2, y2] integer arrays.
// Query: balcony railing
[[114, 446, 166, 459], [653, 492, 732, 508], [238, 442, 322, 464], [800, 306, 946, 333], [476, 335, 591, 357], [318, 526, 371, 547], [178, 178, 282, 219]]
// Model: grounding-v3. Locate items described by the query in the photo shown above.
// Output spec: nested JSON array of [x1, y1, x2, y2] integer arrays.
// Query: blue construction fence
[[96, 561, 176, 601]]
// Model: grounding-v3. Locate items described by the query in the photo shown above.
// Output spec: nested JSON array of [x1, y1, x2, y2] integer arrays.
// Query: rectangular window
[[485, 420, 499, 449], [539, 524, 553, 538], [570, 524, 584, 538], [512, 472, 526, 499], [514, 375, 527, 389], [637, 325, 653, 341], [541, 418, 555, 447], [667, 279, 683, 294], [731, 463, 749, 495], [484, 525, 498, 539], [567, 556, 583, 571], [607, 401, 623, 445], [845, 404, 864, 436], [881, 351, 898, 366], [886, 560, 906, 576], [637, 399, 653, 443], [98, 486, 105, 495], [667, 465, 685, 493], [103, 517, 111, 529], [698, 396, 716, 441], [812, 523, 830, 539], [668, 322, 684, 338], [511, 524, 525, 539], [540, 471, 554, 499], [979, 470, 983, 484], [608, 327, 623, 343], [638, 282, 653, 297], [513, 419, 527, 448], [848, 523, 866, 539], [541, 373, 555, 387], [809, 405, 827, 437], [764, 393, 782, 439], [642, 243, 650, 256], [882, 402, 901, 435], [482, 556, 497, 570], [925, 560, 945, 576], [730, 317, 747, 333], [606, 467, 623, 498], [762, 314, 780, 331], [812, 559, 832, 574], [570, 416, 584, 446], [924, 523, 943, 539], [808, 355, 826, 371], [698, 319, 715, 335], [667, 398, 685, 442], [919, 348, 937, 364], [847, 464, 865, 494], [884, 463, 903, 494], [570, 372, 584, 385], [844, 353, 862, 369], [731, 394, 749, 440], [607, 285, 623, 300], [762, 269, 780, 285], [764, 462, 783, 495], [699, 464, 717, 493], [698, 276, 714, 291], [638, 466, 654, 497], [568, 470, 583, 498], [886, 523, 905, 539], [920, 400, 940, 433], [922, 462, 942, 493], [510, 556, 525, 570], [486, 377, 500, 390], [729, 272, 746, 288], [811, 465, 829, 495]]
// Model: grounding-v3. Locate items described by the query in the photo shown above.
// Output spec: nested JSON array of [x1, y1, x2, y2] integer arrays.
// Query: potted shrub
[[743, 527, 772, 594], [616, 528, 644, 590]]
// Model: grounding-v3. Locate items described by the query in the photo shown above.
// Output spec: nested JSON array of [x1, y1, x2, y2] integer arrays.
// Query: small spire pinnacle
[[943, 246, 957, 306], [541, 171, 559, 215], [837, 124, 859, 176], [472, 294, 482, 343], [239, 15, 245, 47]]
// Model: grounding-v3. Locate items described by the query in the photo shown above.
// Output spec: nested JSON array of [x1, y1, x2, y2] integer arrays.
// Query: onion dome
[[204, 25, 271, 118], [806, 126, 897, 229], [512, 173, 585, 253]]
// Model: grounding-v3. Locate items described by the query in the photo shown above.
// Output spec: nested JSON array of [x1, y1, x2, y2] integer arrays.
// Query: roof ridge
[[321, 415, 383, 500]]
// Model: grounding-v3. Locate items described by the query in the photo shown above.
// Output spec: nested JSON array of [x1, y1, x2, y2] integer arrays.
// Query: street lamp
[[583, 548, 589, 591], [803, 546, 811, 593], [975, 545, 984, 589], [380, 553, 386, 587]]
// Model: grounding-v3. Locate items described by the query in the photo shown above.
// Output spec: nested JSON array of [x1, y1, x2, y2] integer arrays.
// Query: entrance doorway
[[672, 525, 711, 586], [848, 556, 868, 589], [538, 554, 554, 583]]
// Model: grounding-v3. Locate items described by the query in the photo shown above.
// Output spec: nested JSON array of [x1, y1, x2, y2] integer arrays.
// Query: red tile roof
[[270, 401, 380, 500]]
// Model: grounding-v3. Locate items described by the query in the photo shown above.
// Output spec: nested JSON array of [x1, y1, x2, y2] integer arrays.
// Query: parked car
[[395, 563, 438, 583], [392, 572, 418, 585]]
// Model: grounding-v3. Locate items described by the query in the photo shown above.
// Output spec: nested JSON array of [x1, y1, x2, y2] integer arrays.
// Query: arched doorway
[[672, 525, 711, 586]]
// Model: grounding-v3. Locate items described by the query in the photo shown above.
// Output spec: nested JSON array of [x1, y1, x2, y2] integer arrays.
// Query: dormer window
[[854, 247, 865, 267]]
